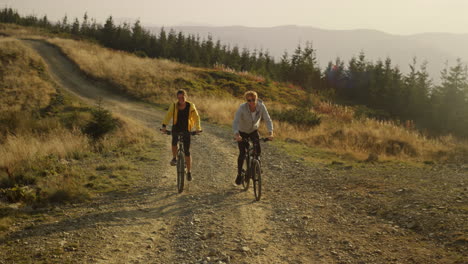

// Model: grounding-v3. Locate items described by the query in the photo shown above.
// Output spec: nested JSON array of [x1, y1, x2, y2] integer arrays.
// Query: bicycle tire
[[252, 159, 262, 201], [177, 151, 185, 193]]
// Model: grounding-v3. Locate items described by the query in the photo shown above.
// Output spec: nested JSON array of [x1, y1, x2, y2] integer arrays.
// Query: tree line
[[1, 8, 467, 137]]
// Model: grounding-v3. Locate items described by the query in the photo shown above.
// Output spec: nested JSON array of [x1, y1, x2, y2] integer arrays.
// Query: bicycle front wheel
[[176, 152, 185, 193], [252, 159, 262, 201]]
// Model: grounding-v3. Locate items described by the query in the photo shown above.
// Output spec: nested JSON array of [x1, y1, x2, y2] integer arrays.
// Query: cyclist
[[161, 89, 202, 181], [233, 91, 274, 185]]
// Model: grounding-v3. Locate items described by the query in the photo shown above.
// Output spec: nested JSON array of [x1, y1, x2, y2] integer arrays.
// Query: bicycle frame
[[176, 134, 185, 155], [242, 137, 265, 174], [240, 137, 269, 200], [162, 130, 197, 193], [244, 139, 258, 175]]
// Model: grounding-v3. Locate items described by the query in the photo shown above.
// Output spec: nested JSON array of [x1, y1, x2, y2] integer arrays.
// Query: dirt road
[[0, 40, 464, 264]]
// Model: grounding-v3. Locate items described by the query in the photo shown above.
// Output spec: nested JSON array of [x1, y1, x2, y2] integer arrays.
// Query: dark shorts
[[172, 131, 191, 156]]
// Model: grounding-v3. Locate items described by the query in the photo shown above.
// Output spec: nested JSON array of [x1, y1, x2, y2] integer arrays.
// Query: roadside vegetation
[[42, 36, 468, 163], [46, 37, 306, 105], [2, 22, 467, 163], [0, 37, 156, 217], [2, 8, 467, 139]]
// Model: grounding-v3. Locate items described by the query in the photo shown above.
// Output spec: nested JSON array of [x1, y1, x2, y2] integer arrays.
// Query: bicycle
[[161, 130, 198, 193], [239, 137, 270, 201]]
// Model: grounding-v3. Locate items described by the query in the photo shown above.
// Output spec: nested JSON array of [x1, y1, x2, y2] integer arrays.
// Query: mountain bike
[[239, 137, 270, 201], [162, 130, 198, 193]]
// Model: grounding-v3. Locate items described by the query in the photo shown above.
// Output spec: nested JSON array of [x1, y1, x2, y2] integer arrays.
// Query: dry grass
[[40, 35, 468, 162], [214, 63, 266, 82], [0, 36, 157, 206], [0, 216, 13, 231], [47, 37, 306, 105], [99, 113, 155, 150], [0, 23, 45, 38], [192, 95, 242, 125], [314, 101, 354, 123], [37, 167, 90, 203], [194, 96, 466, 161], [48, 38, 197, 102], [0, 39, 88, 174], [0, 129, 89, 175], [0, 37, 85, 204], [0, 38, 56, 112]]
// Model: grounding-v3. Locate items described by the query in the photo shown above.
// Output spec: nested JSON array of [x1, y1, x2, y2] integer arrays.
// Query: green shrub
[[271, 108, 321, 128], [83, 103, 120, 140], [1, 185, 36, 203], [354, 105, 390, 120], [133, 50, 147, 58]]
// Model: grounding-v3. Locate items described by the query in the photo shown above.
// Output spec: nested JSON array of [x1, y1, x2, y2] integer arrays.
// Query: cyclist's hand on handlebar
[[160, 127, 167, 134], [234, 134, 242, 142], [195, 130, 203, 135], [268, 132, 274, 141]]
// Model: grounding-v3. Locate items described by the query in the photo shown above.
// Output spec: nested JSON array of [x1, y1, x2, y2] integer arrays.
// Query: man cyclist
[[161, 89, 202, 181], [233, 91, 274, 185]]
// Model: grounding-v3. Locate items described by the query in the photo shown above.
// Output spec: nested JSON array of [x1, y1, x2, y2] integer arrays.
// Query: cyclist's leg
[[183, 133, 191, 172], [170, 132, 178, 165], [237, 132, 248, 175]]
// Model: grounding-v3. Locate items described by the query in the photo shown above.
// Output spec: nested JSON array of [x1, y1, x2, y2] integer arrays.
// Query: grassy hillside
[[2, 23, 466, 163], [0, 37, 158, 216], [42, 36, 468, 163], [47, 38, 306, 106]]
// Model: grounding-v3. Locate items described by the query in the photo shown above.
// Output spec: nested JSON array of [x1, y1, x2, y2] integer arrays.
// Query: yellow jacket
[[162, 101, 202, 131]]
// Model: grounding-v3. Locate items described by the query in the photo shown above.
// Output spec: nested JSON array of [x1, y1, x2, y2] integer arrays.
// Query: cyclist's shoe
[[235, 174, 242, 185], [170, 158, 177, 166], [187, 172, 192, 181]]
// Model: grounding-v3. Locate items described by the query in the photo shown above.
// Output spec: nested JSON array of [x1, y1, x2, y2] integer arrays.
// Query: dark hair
[[176, 89, 187, 96]]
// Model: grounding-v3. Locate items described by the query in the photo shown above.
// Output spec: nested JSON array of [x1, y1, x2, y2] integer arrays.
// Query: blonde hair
[[244, 91, 258, 101], [177, 89, 187, 96]]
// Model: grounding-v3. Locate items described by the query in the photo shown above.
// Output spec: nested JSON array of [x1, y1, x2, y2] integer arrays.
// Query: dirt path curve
[[12, 40, 298, 264], [0, 39, 462, 264]]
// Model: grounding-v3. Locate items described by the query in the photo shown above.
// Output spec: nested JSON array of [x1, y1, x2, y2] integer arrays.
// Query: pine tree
[[174, 31, 187, 62], [71, 18, 80, 35], [81, 12, 89, 36], [59, 15, 70, 32], [39, 15, 50, 28], [131, 20, 146, 53], [101, 16, 116, 48], [433, 59, 468, 136], [279, 51, 291, 82], [213, 40, 223, 66]]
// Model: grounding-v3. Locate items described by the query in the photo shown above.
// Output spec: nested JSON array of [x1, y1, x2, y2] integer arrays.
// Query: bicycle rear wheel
[[177, 151, 185, 193], [252, 159, 262, 201]]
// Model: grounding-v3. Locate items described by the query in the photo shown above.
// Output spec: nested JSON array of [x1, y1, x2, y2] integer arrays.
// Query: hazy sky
[[2, 0, 468, 35]]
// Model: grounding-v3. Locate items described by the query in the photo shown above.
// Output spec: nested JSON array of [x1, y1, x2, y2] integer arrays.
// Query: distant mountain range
[[147, 25, 468, 83]]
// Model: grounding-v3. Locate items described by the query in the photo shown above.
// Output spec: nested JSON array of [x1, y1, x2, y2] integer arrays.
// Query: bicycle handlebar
[[160, 129, 201, 136], [239, 137, 271, 143]]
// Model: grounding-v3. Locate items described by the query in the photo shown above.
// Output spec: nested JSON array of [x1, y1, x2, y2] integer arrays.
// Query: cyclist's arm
[[162, 103, 174, 128], [233, 106, 242, 136], [233, 106, 243, 141], [191, 103, 202, 131], [261, 103, 274, 136]]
